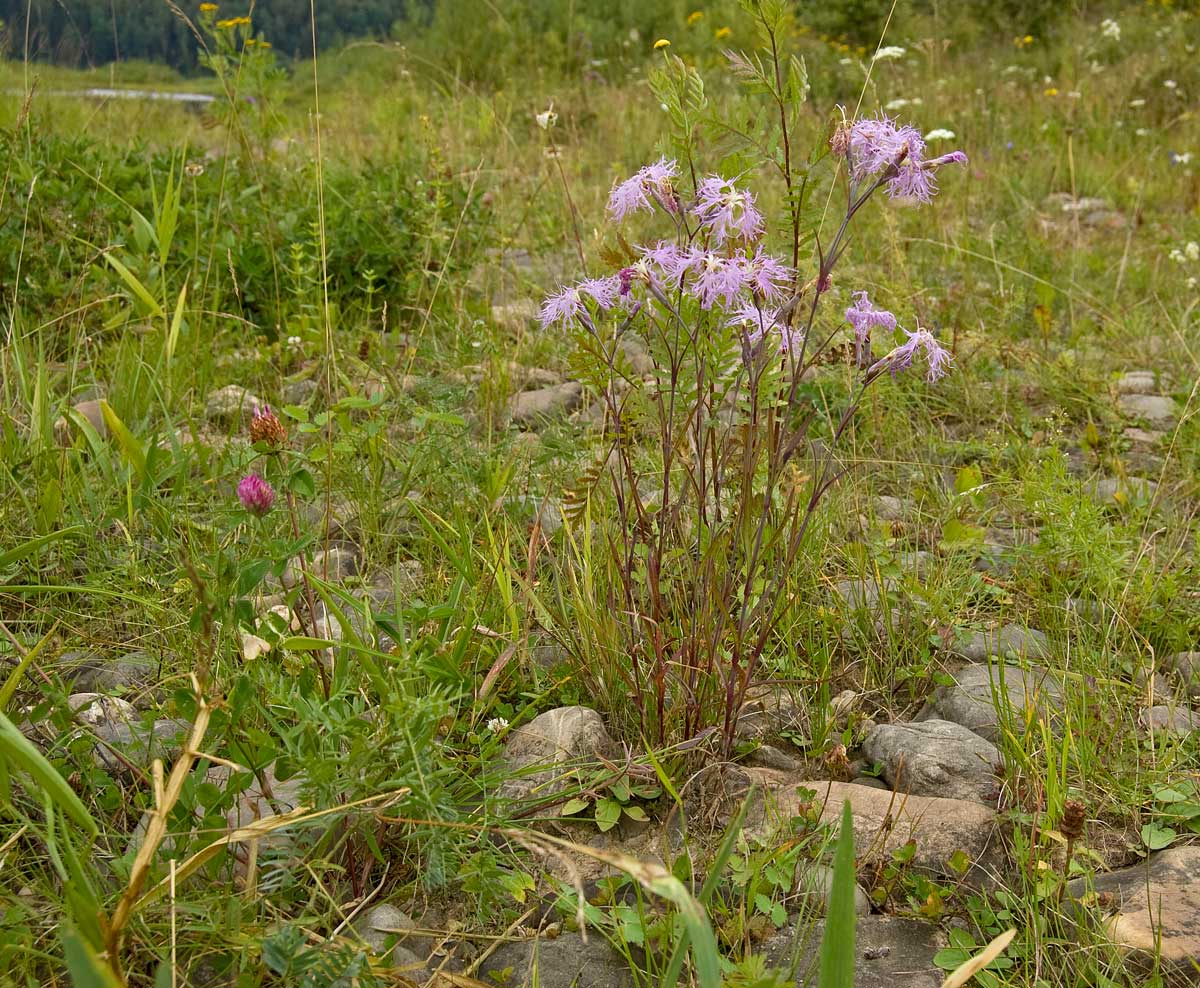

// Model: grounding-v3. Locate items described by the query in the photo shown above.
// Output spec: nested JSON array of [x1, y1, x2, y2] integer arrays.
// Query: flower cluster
[[837, 113, 967, 204], [237, 473, 275, 516], [846, 291, 951, 382]]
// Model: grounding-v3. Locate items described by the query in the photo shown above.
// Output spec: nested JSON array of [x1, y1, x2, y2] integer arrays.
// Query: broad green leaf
[[560, 798, 589, 816], [595, 797, 621, 832], [60, 925, 122, 988]]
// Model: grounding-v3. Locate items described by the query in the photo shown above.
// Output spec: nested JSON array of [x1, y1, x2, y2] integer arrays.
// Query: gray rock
[[66, 650, 161, 702], [204, 384, 262, 427], [872, 495, 912, 522], [1117, 370, 1161, 395], [282, 544, 360, 588], [1089, 476, 1160, 503], [484, 932, 634, 988], [1117, 393, 1179, 429], [501, 706, 615, 803], [862, 720, 1001, 804], [508, 382, 583, 427], [92, 717, 190, 773], [281, 378, 318, 406], [735, 688, 807, 742], [794, 863, 871, 917], [947, 624, 1049, 663], [353, 904, 428, 975], [746, 743, 802, 772], [1123, 427, 1165, 446], [744, 775, 1002, 882], [1138, 706, 1200, 736], [762, 915, 946, 987], [55, 398, 108, 444], [1164, 652, 1200, 699], [68, 692, 136, 729], [619, 336, 654, 376], [916, 663, 1063, 743], [1067, 847, 1200, 981], [491, 299, 541, 333]]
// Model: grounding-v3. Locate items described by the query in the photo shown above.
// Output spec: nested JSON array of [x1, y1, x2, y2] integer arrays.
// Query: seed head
[[249, 404, 288, 447], [1061, 799, 1086, 841]]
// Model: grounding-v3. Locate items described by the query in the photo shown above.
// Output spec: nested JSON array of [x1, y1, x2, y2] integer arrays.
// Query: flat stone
[[204, 384, 262, 427], [1117, 393, 1179, 429], [68, 692, 136, 729], [1123, 427, 1165, 446], [501, 706, 615, 803], [281, 544, 360, 588], [744, 774, 1002, 881], [862, 719, 1001, 804], [947, 624, 1050, 663], [1068, 847, 1200, 980], [761, 915, 946, 987], [916, 663, 1063, 743], [508, 382, 583, 427], [484, 932, 634, 988], [746, 743, 803, 772], [281, 378, 318, 406], [1115, 371, 1161, 395], [491, 299, 541, 333], [1089, 475, 1160, 503], [1138, 705, 1200, 736]]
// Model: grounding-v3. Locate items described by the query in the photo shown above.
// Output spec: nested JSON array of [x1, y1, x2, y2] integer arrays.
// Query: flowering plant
[[542, 9, 966, 752]]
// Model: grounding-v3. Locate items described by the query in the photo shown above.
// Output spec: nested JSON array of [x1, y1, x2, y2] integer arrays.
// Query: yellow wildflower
[[1044, 87, 1058, 96], [654, 38, 671, 49], [259, 40, 270, 47], [199, 2, 218, 10], [687, 10, 703, 24], [714, 26, 731, 40], [217, 15, 250, 28]]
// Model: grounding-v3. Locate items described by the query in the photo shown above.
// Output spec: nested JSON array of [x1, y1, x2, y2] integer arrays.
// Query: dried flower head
[[1061, 799, 1087, 841], [249, 404, 288, 447], [237, 473, 275, 517]]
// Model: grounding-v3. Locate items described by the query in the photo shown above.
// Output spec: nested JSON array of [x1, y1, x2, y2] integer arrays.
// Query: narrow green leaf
[[99, 401, 147, 480], [104, 252, 164, 319], [0, 712, 98, 836], [0, 623, 58, 710], [818, 801, 857, 988], [166, 282, 187, 365], [278, 636, 337, 651], [0, 527, 84, 570]]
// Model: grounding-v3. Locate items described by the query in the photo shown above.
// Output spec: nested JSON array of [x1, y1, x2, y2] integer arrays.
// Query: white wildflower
[[1186, 241, 1200, 261], [1164, 79, 1178, 90], [1135, 128, 1151, 137], [872, 46, 906, 61], [536, 106, 558, 130], [1129, 98, 1146, 107], [287, 335, 302, 350], [925, 128, 956, 141], [1173, 152, 1193, 165], [885, 98, 911, 111], [1188, 277, 1198, 290], [486, 717, 509, 733], [1100, 18, 1120, 41]]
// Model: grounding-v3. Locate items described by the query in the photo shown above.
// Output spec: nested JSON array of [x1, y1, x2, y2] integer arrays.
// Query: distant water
[[3, 87, 217, 104]]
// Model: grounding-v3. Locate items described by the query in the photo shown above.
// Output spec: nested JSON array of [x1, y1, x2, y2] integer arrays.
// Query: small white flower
[[1169, 248, 1186, 263], [1174, 152, 1193, 165], [1135, 128, 1151, 137], [1164, 79, 1178, 90], [536, 107, 558, 130], [287, 335, 302, 350], [885, 98, 911, 111], [1129, 98, 1146, 107], [925, 128, 956, 141], [486, 717, 509, 733], [1186, 241, 1200, 261], [1067, 91, 1082, 99], [872, 46, 906, 61], [1188, 276, 1198, 290], [838, 57, 853, 65], [1100, 18, 1120, 41]]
